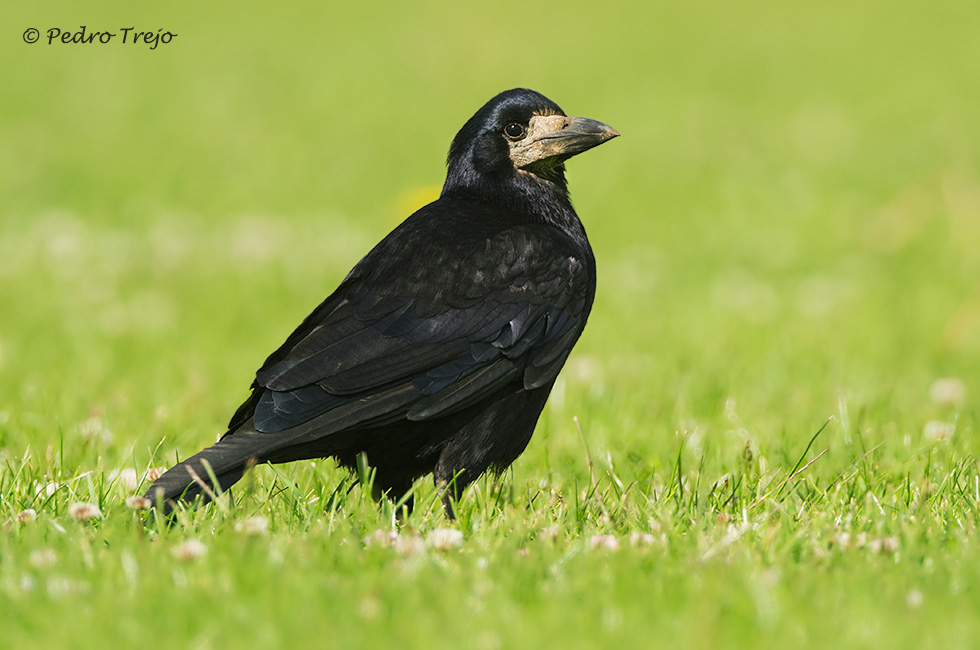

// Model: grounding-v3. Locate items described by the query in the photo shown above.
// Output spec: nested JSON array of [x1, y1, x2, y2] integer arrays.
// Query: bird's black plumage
[[146, 88, 618, 517]]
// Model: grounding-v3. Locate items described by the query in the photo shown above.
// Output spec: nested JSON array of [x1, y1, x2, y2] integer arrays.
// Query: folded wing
[[228, 217, 592, 439]]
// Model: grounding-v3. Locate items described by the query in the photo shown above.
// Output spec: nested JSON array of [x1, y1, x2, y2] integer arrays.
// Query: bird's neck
[[441, 169, 586, 242]]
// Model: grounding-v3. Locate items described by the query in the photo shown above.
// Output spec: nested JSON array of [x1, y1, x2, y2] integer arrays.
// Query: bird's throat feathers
[[441, 152, 578, 231]]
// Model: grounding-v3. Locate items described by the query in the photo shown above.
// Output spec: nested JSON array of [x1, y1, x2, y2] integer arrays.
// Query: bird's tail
[[145, 428, 279, 512]]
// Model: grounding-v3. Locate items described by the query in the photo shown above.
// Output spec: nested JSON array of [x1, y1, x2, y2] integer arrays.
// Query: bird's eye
[[504, 123, 526, 140]]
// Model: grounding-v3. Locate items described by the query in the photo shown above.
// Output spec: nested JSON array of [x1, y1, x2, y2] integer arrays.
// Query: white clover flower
[[540, 525, 561, 542], [173, 539, 207, 561], [393, 535, 426, 556], [906, 589, 924, 608], [16, 509, 37, 525], [125, 495, 152, 510], [870, 537, 899, 555], [76, 415, 113, 444], [924, 421, 955, 443], [929, 378, 966, 406], [363, 529, 398, 548], [234, 516, 270, 536], [629, 532, 655, 547], [35, 482, 58, 499], [68, 502, 102, 521], [111, 468, 139, 492], [29, 549, 57, 568], [589, 534, 619, 551], [426, 528, 463, 550]]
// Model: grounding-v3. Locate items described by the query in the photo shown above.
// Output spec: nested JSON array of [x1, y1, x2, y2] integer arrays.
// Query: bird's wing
[[233, 219, 591, 436]]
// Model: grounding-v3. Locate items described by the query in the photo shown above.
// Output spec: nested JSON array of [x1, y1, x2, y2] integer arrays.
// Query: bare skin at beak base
[[511, 114, 619, 169]]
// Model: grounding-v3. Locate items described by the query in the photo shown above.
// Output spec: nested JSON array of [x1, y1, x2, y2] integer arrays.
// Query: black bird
[[146, 88, 618, 518]]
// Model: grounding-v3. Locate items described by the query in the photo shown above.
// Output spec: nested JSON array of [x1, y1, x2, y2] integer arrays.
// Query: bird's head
[[443, 89, 618, 202]]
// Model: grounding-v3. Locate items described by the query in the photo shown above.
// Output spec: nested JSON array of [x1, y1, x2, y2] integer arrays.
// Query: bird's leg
[[438, 481, 457, 521], [434, 467, 468, 521], [434, 439, 479, 520]]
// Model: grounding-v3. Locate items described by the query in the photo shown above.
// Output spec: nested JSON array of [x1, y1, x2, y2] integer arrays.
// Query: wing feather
[[237, 204, 593, 436]]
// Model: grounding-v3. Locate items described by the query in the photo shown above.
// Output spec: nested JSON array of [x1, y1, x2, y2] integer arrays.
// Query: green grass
[[3, 0, 980, 647]]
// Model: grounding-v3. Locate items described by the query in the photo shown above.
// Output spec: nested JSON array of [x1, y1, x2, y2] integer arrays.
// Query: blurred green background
[[2, 0, 977, 461], [2, 1, 980, 646]]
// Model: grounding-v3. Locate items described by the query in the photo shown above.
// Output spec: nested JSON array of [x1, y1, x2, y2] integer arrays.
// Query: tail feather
[[145, 429, 279, 510]]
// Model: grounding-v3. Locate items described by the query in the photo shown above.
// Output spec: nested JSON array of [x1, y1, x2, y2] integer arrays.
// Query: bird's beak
[[511, 115, 619, 169], [536, 116, 620, 158]]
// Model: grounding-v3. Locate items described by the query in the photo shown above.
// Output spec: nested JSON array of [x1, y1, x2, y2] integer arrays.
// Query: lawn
[[2, 0, 979, 648]]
